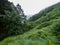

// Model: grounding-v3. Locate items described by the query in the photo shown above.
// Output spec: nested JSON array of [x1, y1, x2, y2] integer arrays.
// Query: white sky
[[9, 0, 60, 16]]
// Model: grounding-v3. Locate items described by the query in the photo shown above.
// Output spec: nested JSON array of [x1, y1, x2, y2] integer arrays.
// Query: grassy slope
[[0, 3, 60, 45]]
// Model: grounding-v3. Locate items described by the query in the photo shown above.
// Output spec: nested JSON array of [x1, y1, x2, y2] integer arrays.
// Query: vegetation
[[0, 0, 60, 45], [0, 0, 29, 40]]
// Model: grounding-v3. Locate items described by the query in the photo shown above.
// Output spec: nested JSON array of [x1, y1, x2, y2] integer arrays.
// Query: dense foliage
[[0, 0, 29, 40], [0, 1, 60, 45]]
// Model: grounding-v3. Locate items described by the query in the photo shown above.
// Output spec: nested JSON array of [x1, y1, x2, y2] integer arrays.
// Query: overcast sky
[[9, 0, 60, 16]]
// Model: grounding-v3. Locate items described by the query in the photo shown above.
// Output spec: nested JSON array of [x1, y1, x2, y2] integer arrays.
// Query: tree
[[0, 0, 27, 40]]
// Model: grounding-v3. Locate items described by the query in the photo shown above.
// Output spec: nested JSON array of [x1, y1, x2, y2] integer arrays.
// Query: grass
[[0, 17, 60, 45], [0, 3, 60, 45]]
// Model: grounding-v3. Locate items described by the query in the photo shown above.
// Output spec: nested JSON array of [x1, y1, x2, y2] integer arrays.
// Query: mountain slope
[[29, 2, 60, 21], [0, 2, 60, 45]]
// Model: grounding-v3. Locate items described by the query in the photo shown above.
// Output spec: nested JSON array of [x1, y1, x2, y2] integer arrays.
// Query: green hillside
[[0, 2, 60, 45], [29, 2, 60, 21]]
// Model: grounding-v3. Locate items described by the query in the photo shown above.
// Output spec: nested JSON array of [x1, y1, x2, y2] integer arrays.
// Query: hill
[[29, 2, 60, 21], [0, 2, 60, 45]]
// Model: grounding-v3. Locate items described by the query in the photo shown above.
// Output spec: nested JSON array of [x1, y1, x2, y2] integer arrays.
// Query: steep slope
[[0, 0, 28, 41], [0, 2, 60, 45], [29, 2, 60, 21]]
